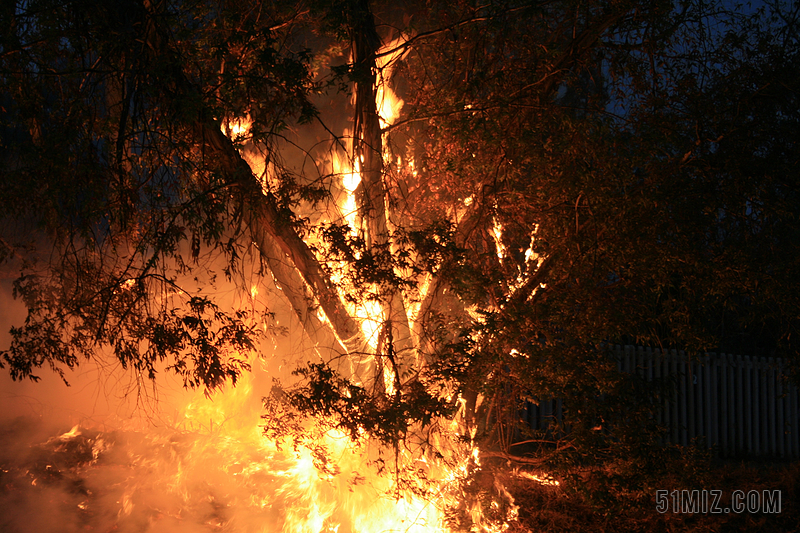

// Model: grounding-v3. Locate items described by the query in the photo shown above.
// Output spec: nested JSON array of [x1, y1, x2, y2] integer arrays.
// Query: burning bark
[[349, 1, 416, 389]]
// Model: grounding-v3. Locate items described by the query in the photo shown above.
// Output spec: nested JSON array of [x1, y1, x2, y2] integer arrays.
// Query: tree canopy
[[1, 0, 799, 486]]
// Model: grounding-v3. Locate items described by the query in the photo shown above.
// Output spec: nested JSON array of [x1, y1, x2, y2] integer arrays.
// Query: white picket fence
[[521, 345, 800, 458]]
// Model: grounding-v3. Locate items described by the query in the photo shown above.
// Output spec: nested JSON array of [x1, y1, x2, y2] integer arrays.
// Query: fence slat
[[703, 355, 717, 448], [663, 349, 671, 445], [754, 357, 761, 455], [768, 358, 776, 456], [679, 351, 687, 446], [672, 350, 680, 446], [653, 348, 662, 445], [689, 355, 697, 442], [792, 385, 799, 457], [777, 359, 785, 457], [761, 358, 768, 455], [720, 354, 728, 453]]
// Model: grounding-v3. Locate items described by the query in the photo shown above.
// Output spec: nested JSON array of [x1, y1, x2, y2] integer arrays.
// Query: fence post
[[696, 356, 703, 444], [705, 354, 713, 449], [758, 357, 770, 454], [689, 354, 697, 443], [672, 350, 679, 446], [731, 355, 738, 455], [736, 355, 744, 455], [719, 354, 728, 455], [757, 357, 764, 456], [776, 359, 785, 458], [746, 355, 756, 455], [792, 383, 799, 458], [626, 345, 633, 374], [652, 347, 662, 445], [768, 357, 776, 456], [678, 350, 687, 446]]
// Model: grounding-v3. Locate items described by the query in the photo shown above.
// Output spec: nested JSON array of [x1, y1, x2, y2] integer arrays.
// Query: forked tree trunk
[[145, 0, 450, 392]]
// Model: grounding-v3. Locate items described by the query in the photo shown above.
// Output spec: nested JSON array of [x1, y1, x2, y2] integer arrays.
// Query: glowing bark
[[141, 1, 364, 357], [350, 1, 416, 385]]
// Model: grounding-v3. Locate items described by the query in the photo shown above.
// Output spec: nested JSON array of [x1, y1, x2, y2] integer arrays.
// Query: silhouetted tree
[[1, 0, 798, 483]]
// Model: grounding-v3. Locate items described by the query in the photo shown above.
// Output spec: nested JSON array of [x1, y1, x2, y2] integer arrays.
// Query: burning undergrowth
[[1, 421, 253, 533], [0, 421, 431, 532], [0, 367, 521, 533]]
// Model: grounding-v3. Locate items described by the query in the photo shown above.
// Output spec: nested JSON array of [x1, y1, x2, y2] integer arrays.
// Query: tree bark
[[142, 0, 365, 357], [350, 0, 416, 382], [197, 122, 366, 354]]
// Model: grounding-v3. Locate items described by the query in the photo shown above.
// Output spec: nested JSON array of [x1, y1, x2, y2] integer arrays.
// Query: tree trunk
[[350, 0, 416, 385], [142, 0, 365, 358]]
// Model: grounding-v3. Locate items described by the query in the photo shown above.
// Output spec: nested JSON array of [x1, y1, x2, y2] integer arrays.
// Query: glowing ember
[[491, 218, 506, 261], [226, 118, 250, 139], [516, 470, 560, 487]]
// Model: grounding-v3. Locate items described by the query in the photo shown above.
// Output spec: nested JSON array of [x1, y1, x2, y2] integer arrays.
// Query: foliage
[[0, 0, 314, 388], [263, 361, 456, 455], [1, 0, 799, 498], [389, 0, 800, 461]]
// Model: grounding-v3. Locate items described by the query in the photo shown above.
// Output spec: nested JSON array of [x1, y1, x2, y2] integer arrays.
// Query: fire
[[229, 120, 248, 138], [0, 32, 530, 533], [516, 470, 560, 487], [375, 37, 407, 130], [0, 366, 466, 533], [176, 363, 477, 533], [491, 217, 506, 260], [324, 152, 385, 349]]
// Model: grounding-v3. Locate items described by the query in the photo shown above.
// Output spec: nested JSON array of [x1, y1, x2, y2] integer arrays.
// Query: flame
[[376, 37, 408, 130], [327, 152, 382, 349], [37, 368, 458, 533], [377, 84, 403, 130], [225, 117, 251, 140], [148, 34, 526, 533], [515, 471, 560, 487], [230, 121, 248, 138], [194, 370, 462, 533], [491, 218, 506, 260], [223, 115, 272, 194], [0, 29, 543, 533], [58, 424, 82, 440], [330, 152, 361, 237]]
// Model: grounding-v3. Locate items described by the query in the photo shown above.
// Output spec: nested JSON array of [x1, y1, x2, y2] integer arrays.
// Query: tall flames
[[0, 36, 540, 533]]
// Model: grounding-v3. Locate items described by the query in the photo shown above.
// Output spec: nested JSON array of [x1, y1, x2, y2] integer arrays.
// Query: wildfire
[[0, 366, 476, 533], [375, 36, 407, 130], [0, 33, 525, 533]]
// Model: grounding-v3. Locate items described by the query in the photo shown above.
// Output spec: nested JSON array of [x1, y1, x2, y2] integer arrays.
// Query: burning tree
[[1, 0, 799, 526]]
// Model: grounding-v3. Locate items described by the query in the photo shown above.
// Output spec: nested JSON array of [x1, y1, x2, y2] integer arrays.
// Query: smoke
[[0, 27, 455, 529], [0, 419, 310, 533], [0, 266, 351, 533]]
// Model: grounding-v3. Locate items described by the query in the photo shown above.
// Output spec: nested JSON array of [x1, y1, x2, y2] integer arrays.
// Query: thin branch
[[373, 2, 554, 62]]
